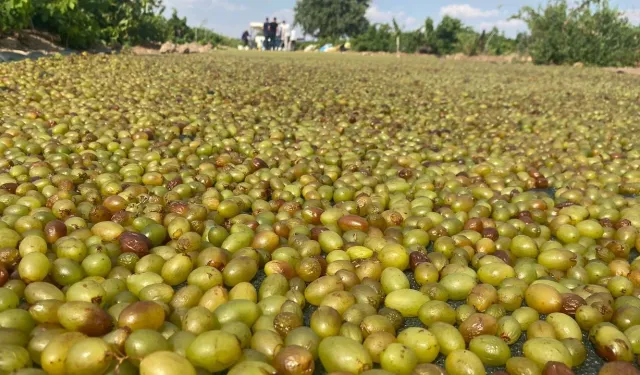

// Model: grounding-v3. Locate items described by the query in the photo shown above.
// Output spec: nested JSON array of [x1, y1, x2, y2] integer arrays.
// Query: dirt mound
[[0, 30, 73, 62], [1, 31, 214, 62], [0, 30, 63, 52], [163, 42, 213, 54], [604, 67, 640, 75], [445, 53, 532, 63]]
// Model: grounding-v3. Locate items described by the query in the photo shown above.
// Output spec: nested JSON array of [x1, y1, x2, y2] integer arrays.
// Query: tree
[[392, 17, 401, 54], [352, 24, 394, 52], [167, 8, 189, 41], [27, 0, 169, 48], [1, 0, 33, 33], [456, 28, 479, 56], [99, 0, 167, 44], [478, 30, 487, 52], [482, 27, 516, 55], [513, 0, 640, 66], [515, 32, 530, 54], [29, 0, 100, 48], [401, 29, 425, 54], [422, 17, 436, 53], [1, 0, 242, 49], [433, 16, 464, 55], [425, 18, 434, 36], [425, 16, 462, 55], [294, 0, 370, 39]]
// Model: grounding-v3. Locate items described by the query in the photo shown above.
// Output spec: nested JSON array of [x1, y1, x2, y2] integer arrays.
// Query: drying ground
[[0, 51, 640, 374]]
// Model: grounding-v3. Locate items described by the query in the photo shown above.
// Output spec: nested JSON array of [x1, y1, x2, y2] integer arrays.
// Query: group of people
[[262, 17, 292, 51], [240, 17, 295, 51]]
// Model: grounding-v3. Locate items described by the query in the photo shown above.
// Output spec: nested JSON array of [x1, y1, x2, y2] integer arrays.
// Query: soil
[[443, 52, 533, 64], [0, 30, 71, 62], [605, 67, 640, 75], [0, 31, 215, 62], [0, 30, 64, 52], [2, 31, 639, 76]]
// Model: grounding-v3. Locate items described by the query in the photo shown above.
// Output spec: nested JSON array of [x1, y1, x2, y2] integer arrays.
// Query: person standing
[[289, 28, 296, 51], [263, 17, 270, 50], [281, 20, 291, 51], [270, 17, 279, 50], [275, 20, 284, 50], [241, 30, 250, 47]]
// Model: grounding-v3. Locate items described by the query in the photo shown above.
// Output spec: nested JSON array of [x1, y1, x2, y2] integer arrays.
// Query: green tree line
[[2, 0, 639, 66], [0, 0, 238, 49], [345, 16, 521, 57], [294, 0, 640, 66]]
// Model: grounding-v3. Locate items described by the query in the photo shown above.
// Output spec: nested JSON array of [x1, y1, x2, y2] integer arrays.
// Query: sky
[[163, 0, 640, 39]]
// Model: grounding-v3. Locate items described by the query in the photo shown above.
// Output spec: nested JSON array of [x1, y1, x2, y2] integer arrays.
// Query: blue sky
[[164, 0, 640, 39]]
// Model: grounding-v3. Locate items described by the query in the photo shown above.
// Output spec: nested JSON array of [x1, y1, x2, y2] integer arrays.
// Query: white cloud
[[440, 4, 499, 19], [366, 5, 394, 23], [478, 19, 527, 33], [366, 5, 417, 29], [622, 10, 640, 23], [211, 0, 247, 12]]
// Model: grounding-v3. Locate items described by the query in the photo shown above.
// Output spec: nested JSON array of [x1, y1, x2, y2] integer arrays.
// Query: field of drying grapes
[[0, 51, 640, 375]]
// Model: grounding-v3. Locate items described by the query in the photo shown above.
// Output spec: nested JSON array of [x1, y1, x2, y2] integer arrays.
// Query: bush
[[456, 30, 480, 56], [1, 0, 239, 50], [352, 24, 427, 54], [432, 16, 464, 55], [514, 0, 640, 66], [483, 29, 518, 56], [398, 30, 426, 54], [350, 16, 516, 56], [32, 1, 102, 49], [352, 25, 394, 52], [0, 0, 33, 34]]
